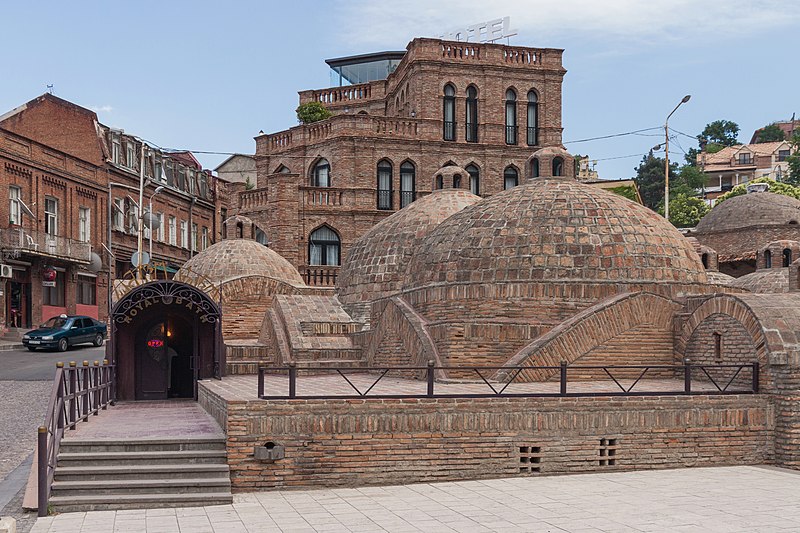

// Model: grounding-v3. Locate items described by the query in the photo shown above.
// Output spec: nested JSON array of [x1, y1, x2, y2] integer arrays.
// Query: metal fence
[[38, 361, 115, 517], [257, 361, 759, 400]]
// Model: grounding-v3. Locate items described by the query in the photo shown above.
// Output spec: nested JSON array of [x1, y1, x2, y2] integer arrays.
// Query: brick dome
[[695, 192, 800, 233], [406, 177, 708, 289], [729, 268, 790, 293], [337, 189, 481, 304], [175, 238, 304, 287]]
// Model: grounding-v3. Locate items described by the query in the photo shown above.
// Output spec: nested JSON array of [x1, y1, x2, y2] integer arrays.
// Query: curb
[[0, 344, 24, 352]]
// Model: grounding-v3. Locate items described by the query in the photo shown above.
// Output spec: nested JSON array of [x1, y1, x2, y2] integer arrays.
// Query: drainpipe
[[189, 197, 197, 258]]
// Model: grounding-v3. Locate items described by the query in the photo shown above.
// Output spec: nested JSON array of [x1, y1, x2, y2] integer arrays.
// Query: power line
[[563, 126, 663, 144]]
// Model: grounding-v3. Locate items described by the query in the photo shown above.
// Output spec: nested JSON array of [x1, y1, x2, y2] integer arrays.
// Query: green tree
[[700, 120, 740, 147], [633, 152, 678, 210], [786, 131, 800, 186], [668, 194, 709, 228], [673, 164, 706, 196], [607, 185, 638, 203], [755, 123, 786, 143], [296, 101, 332, 124], [715, 177, 800, 204]]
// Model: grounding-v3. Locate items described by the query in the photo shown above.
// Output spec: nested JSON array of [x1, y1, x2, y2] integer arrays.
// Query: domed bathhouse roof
[[705, 271, 736, 285], [337, 188, 481, 306], [729, 269, 790, 293], [175, 238, 304, 287], [406, 177, 708, 292], [695, 192, 800, 233]]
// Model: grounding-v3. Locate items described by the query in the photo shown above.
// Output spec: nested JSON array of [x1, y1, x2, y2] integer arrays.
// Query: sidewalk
[[29, 465, 800, 533]]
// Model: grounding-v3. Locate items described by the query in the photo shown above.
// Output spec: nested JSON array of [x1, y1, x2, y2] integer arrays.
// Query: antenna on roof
[[46, 84, 54, 95]]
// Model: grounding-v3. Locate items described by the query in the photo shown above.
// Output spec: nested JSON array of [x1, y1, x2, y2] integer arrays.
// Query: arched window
[[531, 158, 540, 178], [465, 86, 478, 143], [783, 248, 793, 267], [309, 226, 340, 266], [312, 158, 330, 187], [377, 160, 393, 210], [764, 250, 772, 269], [527, 90, 539, 146], [701, 253, 709, 268], [453, 173, 462, 189], [552, 157, 564, 177], [503, 166, 518, 190], [236, 222, 243, 239], [505, 89, 517, 145], [436, 174, 444, 190], [400, 161, 416, 208], [255, 227, 269, 246], [466, 164, 480, 196], [443, 84, 456, 141]]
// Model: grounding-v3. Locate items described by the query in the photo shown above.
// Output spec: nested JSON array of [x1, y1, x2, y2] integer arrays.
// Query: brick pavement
[[29, 466, 800, 532]]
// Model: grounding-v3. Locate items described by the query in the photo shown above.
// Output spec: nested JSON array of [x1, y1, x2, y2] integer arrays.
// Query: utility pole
[[664, 95, 691, 222], [136, 142, 146, 280]]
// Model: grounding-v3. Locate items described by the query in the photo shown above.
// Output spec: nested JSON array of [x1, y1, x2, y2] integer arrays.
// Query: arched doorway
[[111, 280, 222, 401]]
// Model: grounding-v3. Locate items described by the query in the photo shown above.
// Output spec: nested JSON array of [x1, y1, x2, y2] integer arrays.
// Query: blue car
[[22, 314, 107, 352]]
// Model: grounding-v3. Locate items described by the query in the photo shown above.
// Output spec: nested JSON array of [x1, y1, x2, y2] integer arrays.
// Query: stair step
[[55, 463, 230, 481], [60, 437, 225, 453], [49, 491, 234, 512], [58, 449, 227, 467], [52, 477, 231, 496]]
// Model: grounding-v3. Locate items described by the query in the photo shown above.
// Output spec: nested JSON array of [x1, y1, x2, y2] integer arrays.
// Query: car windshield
[[42, 317, 68, 329]]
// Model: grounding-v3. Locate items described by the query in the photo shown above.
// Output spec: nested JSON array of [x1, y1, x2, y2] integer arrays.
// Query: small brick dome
[[729, 268, 790, 293], [695, 192, 800, 233], [337, 188, 480, 304], [406, 177, 708, 289], [175, 238, 304, 286]]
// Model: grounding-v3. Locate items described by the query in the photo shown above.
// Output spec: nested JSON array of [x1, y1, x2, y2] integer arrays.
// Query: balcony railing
[[1, 227, 92, 264], [301, 266, 339, 287]]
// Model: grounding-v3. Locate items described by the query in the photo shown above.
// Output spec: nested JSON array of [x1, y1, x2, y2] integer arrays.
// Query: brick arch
[[675, 295, 768, 362]]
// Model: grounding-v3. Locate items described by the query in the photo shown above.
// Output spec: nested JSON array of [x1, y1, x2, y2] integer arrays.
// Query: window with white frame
[[77, 274, 96, 305], [44, 197, 58, 236], [126, 143, 136, 170], [180, 220, 188, 249], [112, 198, 124, 230], [191, 223, 198, 252], [168, 216, 177, 245], [202, 227, 209, 250], [155, 157, 164, 182], [157, 213, 165, 242], [9, 186, 21, 225], [78, 207, 91, 242], [112, 137, 121, 164]]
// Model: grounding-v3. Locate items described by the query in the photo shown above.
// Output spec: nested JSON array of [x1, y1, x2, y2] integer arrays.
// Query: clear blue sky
[[3, 1, 798, 179]]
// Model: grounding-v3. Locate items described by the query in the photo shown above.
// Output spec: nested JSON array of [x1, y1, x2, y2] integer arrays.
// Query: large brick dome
[[406, 177, 708, 289], [337, 188, 480, 305], [176, 238, 304, 286], [695, 192, 800, 233]]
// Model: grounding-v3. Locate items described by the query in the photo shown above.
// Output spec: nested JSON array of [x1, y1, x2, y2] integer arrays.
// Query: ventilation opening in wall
[[519, 445, 542, 474], [599, 438, 617, 466]]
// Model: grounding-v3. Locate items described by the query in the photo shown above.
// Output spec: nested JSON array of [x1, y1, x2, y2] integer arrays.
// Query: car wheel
[[93, 334, 104, 347], [58, 338, 68, 352], [27, 346, 36, 352]]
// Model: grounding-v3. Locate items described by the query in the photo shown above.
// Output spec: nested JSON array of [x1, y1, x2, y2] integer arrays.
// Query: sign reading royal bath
[[439, 16, 518, 43], [113, 280, 220, 325]]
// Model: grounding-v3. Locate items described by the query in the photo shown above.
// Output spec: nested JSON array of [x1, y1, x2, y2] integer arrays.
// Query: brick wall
[[197, 384, 773, 491]]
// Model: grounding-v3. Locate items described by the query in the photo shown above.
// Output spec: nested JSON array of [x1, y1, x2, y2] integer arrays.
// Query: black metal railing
[[400, 190, 416, 208], [257, 361, 759, 400], [466, 122, 478, 143], [527, 126, 538, 146], [38, 360, 115, 517], [505, 125, 518, 145], [443, 121, 456, 141], [377, 189, 392, 210]]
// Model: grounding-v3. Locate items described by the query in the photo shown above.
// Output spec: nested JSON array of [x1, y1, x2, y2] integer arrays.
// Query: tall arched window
[[400, 161, 416, 208], [453, 173, 462, 189], [527, 90, 538, 146], [764, 249, 772, 268], [436, 175, 444, 190], [443, 84, 456, 141], [531, 158, 540, 178], [309, 226, 340, 266], [505, 89, 517, 145], [783, 248, 793, 267], [503, 166, 518, 190], [552, 157, 564, 177], [312, 158, 330, 187], [377, 160, 393, 210], [465, 86, 478, 143], [466, 164, 480, 196]]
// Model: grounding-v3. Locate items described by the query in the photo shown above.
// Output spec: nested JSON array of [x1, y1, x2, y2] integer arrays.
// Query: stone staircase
[[49, 436, 232, 512]]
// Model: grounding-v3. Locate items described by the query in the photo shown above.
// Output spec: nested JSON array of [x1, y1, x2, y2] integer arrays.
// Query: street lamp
[[148, 185, 165, 267], [664, 95, 691, 221]]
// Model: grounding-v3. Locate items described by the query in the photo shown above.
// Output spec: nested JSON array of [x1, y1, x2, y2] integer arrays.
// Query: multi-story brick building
[[0, 94, 225, 330], [230, 37, 567, 285]]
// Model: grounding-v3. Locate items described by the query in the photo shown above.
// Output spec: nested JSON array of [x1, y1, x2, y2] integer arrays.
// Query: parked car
[[22, 314, 107, 352]]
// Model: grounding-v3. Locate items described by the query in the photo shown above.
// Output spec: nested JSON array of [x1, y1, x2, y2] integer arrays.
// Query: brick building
[[228, 37, 568, 285], [0, 94, 225, 330]]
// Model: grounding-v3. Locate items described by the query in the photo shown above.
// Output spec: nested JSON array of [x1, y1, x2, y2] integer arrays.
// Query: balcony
[[301, 266, 339, 287], [1, 227, 92, 264]]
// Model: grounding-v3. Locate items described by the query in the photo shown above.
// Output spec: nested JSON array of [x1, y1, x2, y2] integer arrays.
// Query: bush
[[668, 194, 709, 228], [296, 102, 332, 124], [715, 177, 800, 205]]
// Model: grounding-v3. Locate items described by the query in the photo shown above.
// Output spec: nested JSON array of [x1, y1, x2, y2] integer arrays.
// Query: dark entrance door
[[134, 315, 197, 400], [7, 280, 31, 329]]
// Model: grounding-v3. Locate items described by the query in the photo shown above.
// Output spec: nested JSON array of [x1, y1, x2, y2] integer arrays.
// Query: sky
[[2, 0, 798, 180]]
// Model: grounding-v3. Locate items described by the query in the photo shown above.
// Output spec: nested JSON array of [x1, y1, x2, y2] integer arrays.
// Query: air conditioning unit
[[0, 264, 13, 278]]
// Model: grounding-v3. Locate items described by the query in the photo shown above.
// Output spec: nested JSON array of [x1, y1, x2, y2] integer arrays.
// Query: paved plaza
[[28, 466, 800, 532]]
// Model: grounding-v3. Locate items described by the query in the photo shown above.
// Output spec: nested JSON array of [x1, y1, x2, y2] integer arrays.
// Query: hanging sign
[[43, 266, 56, 287]]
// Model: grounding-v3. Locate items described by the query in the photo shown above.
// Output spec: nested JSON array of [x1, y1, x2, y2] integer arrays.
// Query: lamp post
[[148, 185, 165, 267], [664, 95, 691, 221]]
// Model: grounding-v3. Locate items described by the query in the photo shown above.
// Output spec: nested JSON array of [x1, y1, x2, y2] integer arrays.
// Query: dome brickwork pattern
[[337, 189, 481, 305], [176, 238, 304, 287], [406, 178, 708, 290], [695, 192, 800, 233]]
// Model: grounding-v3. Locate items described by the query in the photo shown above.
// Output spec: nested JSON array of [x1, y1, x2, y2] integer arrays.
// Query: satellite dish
[[142, 211, 160, 230], [131, 251, 150, 267], [86, 252, 103, 273]]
